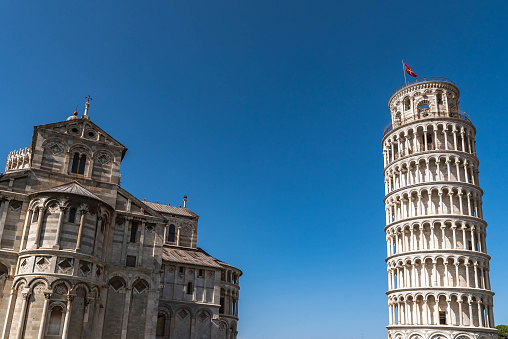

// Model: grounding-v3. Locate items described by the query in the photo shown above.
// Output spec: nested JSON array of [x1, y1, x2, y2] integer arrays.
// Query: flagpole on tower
[[402, 60, 407, 86]]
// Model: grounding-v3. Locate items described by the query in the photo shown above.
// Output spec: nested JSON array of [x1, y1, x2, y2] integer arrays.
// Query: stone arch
[[52, 283, 69, 298], [126, 278, 151, 337], [93, 149, 115, 163], [23, 281, 51, 337], [27, 278, 49, 289], [72, 281, 91, 293], [102, 276, 128, 338], [174, 306, 193, 338], [218, 320, 229, 339], [132, 278, 150, 294], [107, 276, 127, 292], [92, 150, 115, 181], [41, 137, 68, 150], [28, 198, 43, 211], [69, 144, 92, 156], [42, 198, 62, 209], [429, 333, 450, 339], [41, 138, 68, 172], [156, 306, 172, 338], [68, 144, 92, 175], [69, 284, 89, 337], [195, 308, 212, 338], [46, 300, 66, 336], [106, 271, 129, 285], [13, 278, 27, 291], [129, 273, 153, 289]]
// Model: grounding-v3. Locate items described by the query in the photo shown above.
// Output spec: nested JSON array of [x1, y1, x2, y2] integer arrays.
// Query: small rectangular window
[[179, 266, 185, 274], [68, 208, 77, 223], [71, 153, 80, 174], [439, 311, 446, 325], [32, 209, 39, 223], [78, 154, 86, 175], [130, 222, 138, 243], [167, 224, 176, 242], [199, 269, 204, 277], [126, 256, 136, 267]]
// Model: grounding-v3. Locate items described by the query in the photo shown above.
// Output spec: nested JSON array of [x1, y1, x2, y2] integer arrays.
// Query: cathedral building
[[382, 79, 497, 339], [0, 101, 241, 339]]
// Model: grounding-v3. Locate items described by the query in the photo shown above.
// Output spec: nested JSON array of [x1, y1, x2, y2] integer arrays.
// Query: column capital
[[22, 292, 31, 300], [44, 292, 52, 299]]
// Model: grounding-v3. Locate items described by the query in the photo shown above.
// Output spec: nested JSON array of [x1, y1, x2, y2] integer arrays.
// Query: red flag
[[404, 63, 417, 77]]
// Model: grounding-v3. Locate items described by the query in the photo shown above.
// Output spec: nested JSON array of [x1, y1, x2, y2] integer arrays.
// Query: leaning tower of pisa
[[382, 78, 497, 339]]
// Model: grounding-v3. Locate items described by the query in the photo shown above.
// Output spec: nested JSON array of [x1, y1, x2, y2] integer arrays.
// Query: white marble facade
[[0, 104, 241, 339], [382, 79, 497, 339]]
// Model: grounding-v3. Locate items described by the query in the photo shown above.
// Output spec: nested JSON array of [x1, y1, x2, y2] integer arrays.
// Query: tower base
[[387, 326, 498, 339]]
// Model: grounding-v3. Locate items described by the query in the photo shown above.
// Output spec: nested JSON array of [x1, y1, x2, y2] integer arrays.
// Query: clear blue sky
[[1, 1, 508, 338]]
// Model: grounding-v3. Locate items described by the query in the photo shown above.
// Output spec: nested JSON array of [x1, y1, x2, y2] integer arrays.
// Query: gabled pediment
[[34, 118, 127, 159], [116, 187, 162, 218]]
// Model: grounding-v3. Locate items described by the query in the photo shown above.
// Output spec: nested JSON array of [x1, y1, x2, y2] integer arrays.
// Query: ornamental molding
[[46, 141, 65, 155], [389, 82, 459, 107], [383, 119, 475, 144]]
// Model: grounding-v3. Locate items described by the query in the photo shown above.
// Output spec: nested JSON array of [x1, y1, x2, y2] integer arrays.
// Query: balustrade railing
[[390, 77, 456, 97], [5, 146, 31, 173], [390, 142, 474, 165], [383, 111, 471, 136]]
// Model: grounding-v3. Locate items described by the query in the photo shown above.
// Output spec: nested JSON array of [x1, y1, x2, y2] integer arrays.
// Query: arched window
[[108, 276, 126, 292], [167, 224, 175, 242], [47, 306, 64, 335], [394, 112, 401, 125], [418, 102, 430, 117], [156, 312, 167, 337], [187, 282, 193, 295], [404, 97, 411, 111], [71, 152, 87, 175], [68, 208, 77, 223]]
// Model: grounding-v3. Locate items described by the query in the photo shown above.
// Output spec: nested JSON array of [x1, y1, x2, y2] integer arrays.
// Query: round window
[[88, 131, 95, 138], [71, 127, 79, 134]]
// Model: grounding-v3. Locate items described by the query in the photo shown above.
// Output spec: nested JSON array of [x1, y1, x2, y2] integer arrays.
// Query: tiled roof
[[142, 201, 199, 218], [37, 182, 105, 203], [162, 247, 224, 268]]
